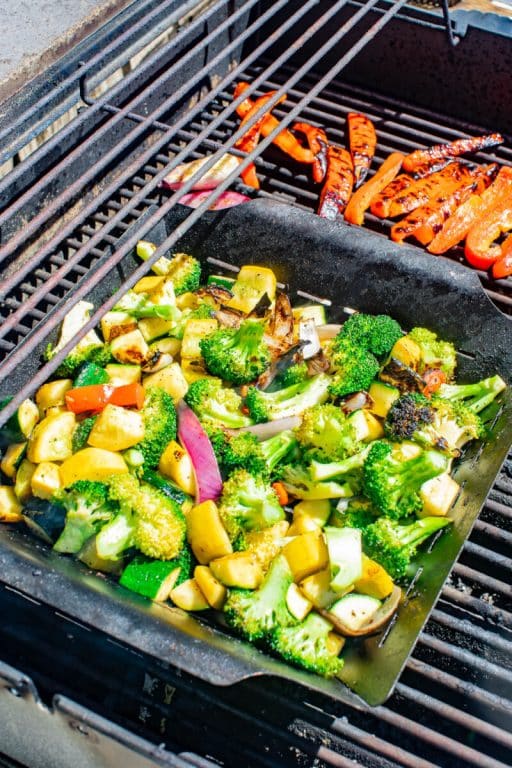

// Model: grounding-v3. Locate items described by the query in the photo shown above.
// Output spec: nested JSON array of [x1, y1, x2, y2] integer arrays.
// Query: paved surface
[[0, 0, 134, 104]]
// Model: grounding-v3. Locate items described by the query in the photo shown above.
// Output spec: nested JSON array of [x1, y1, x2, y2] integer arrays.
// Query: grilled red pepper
[[387, 162, 478, 219], [344, 152, 404, 226], [492, 234, 512, 279], [402, 133, 503, 174], [233, 83, 314, 164], [65, 383, 145, 413], [318, 146, 354, 220], [347, 112, 377, 188], [234, 91, 285, 189], [465, 199, 512, 270], [370, 175, 412, 218], [293, 122, 328, 182]]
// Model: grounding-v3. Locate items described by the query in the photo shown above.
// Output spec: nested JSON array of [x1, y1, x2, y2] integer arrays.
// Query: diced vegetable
[[209, 552, 263, 589], [227, 265, 277, 314], [87, 404, 145, 451], [120, 556, 184, 601], [353, 554, 394, 599], [143, 363, 189, 403], [181, 318, 218, 359], [31, 462, 62, 499], [283, 532, 329, 583], [0, 399, 40, 446], [14, 459, 36, 502], [0, 486, 23, 522], [1, 443, 27, 478], [327, 593, 382, 632], [286, 583, 313, 621], [419, 472, 460, 517], [158, 440, 196, 495], [22, 496, 66, 543], [110, 329, 149, 364], [106, 364, 141, 386], [27, 412, 76, 463], [325, 527, 363, 593], [170, 578, 210, 611], [368, 381, 400, 418], [194, 565, 228, 609], [299, 569, 339, 609], [35, 380, 73, 412], [186, 500, 232, 564], [59, 448, 128, 487]]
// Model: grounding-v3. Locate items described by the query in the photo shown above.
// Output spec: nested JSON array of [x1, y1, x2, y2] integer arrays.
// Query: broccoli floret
[[234, 521, 291, 569], [184, 378, 253, 428], [338, 313, 402, 357], [137, 244, 201, 295], [276, 361, 309, 387], [245, 374, 331, 423], [112, 293, 180, 321], [48, 343, 112, 378], [309, 445, 371, 482], [431, 397, 483, 450], [209, 429, 296, 480], [407, 327, 457, 379], [44, 300, 110, 377], [224, 554, 296, 642], [270, 612, 344, 678], [71, 416, 97, 453], [295, 403, 362, 462], [134, 387, 177, 468], [53, 480, 114, 554], [96, 474, 186, 560], [436, 374, 506, 414], [280, 463, 357, 500], [363, 516, 452, 581], [330, 497, 377, 530], [218, 469, 285, 541], [200, 320, 271, 385], [362, 441, 449, 519], [327, 339, 380, 398]]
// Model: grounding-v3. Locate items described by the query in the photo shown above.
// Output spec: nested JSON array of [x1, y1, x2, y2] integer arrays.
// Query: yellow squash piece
[[14, 459, 36, 502], [27, 411, 76, 463], [209, 552, 263, 589], [132, 276, 165, 294], [138, 317, 176, 343], [180, 318, 218, 359], [105, 364, 141, 387], [419, 473, 460, 517], [59, 448, 128, 487], [186, 500, 232, 564], [143, 363, 189, 403], [159, 440, 195, 495], [293, 499, 331, 527], [1, 443, 27, 479], [170, 578, 209, 611], [299, 569, 340, 610], [283, 531, 329, 583], [354, 554, 394, 600], [194, 566, 227, 610], [35, 379, 73, 413], [110, 329, 149, 364], [31, 462, 62, 499], [87, 404, 145, 451], [390, 336, 421, 368], [100, 312, 137, 342], [227, 265, 277, 314], [0, 486, 23, 522]]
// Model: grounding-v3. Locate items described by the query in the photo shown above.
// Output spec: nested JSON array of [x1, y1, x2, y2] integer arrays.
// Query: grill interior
[[0, 1, 511, 766]]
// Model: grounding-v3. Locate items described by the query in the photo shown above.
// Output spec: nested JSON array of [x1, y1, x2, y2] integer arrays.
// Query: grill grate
[[0, 1, 511, 766]]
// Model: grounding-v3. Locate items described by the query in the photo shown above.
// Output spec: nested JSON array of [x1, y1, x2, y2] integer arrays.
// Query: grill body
[[0, 2, 511, 766]]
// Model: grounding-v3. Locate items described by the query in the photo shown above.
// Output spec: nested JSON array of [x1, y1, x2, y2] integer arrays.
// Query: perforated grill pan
[[0, 199, 510, 706]]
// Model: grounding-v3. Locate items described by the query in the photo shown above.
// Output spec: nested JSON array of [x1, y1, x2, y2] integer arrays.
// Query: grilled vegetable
[[402, 132, 503, 174], [120, 550, 191, 601], [370, 175, 413, 218], [493, 234, 512, 279], [344, 152, 404, 226], [161, 154, 241, 191], [465, 198, 512, 270], [293, 122, 329, 182], [234, 91, 285, 189], [318, 146, 354, 220], [387, 162, 478, 218], [347, 112, 377, 188]]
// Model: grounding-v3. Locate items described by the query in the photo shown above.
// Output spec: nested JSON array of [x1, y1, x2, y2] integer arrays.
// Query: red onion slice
[[177, 400, 223, 504], [179, 190, 250, 209]]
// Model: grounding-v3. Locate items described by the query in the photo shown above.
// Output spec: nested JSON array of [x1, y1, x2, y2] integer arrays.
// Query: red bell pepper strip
[[347, 112, 377, 188], [233, 83, 314, 164], [344, 152, 404, 226], [234, 91, 285, 189], [428, 165, 512, 254], [318, 146, 354, 220], [65, 383, 145, 414], [293, 122, 328, 183], [387, 162, 478, 219], [492, 234, 512, 279], [370, 175, 412, 218], [465, 199, 512, 270], [402, 133, 504, 174]]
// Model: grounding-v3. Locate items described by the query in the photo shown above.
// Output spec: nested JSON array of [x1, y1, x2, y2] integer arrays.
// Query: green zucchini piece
[[72, 417, 97, 453], [119, 555, 183, 601], [73, 362, 109, 387], [142, 469, 189, 506], [0, 398, 40, 447], [77, 535, 130, 574], [1, 443, 27, 479], [328, 593, 382, 632], [207, 274, 236, 290], [292, 304, 327, 326], [324, 526, 363, 593], [22, 497, 67, 544]]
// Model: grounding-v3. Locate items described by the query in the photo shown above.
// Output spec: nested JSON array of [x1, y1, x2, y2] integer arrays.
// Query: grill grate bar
[[462, 541, 512, 571], [0, 0, 411, 421], [441, 586, 512, 628], [419, 632, 512, 684], [429, 608, 512, 655], [486, 497, 512, 519], [453, 562, 511, 596], [474, 519, 512, 545]]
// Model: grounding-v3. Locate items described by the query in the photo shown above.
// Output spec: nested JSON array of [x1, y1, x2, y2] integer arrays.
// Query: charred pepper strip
[[370, 175, 413, 218], [391, 164, 498, 245], [233, 83, 314, 164], [410, 158, 453, 179], [427, 165, 512, 254], [235, 91, 285, 189], [293, 122, 329, 183], [318, 146, 354, 220], [344, 152, 404, 226], [347, 113, 377, 188], [492, 234, 512, 279], [402, 133, 503, 174], [387, 162, 478, 218], [465, 199, 512, 270]]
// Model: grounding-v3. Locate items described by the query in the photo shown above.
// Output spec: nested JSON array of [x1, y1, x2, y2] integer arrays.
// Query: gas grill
[[0, 1, 511, 766]]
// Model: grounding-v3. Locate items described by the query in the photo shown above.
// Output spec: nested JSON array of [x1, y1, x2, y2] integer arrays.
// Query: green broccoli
[[224, 554, 296, 642], [329, 497, 377, 530], [137, 242, 201, 295], [435, 374, 506, 414], [407, 327, 457, 379], [184, 378, 253, 428], [133, 387, 177, 468], [295, 403, 362, 461], [112, 290, 180, 320], [53, 480, 114, 554], [362, 440, 449, 519], [270, 612, 344, 678], [363, 515, 452, 580], [327, 338, 380, 398], [279, 463, 357, 500], [200, 320, 271, 385], [309, 445, 371, 482], [218, 469, 285, 540], [210, 429, 297, 479], [95, 474, 186, 561], [275, 361, 309, 387], [385, 393, 483, 455], [337, 313, 402, 357], [47, 343, 112, 379], [245, 374, 331, 423], [71, 416, 97, 453]]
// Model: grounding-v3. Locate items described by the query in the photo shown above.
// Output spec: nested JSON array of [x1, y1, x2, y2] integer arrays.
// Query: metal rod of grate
[[0, 0, 411, 426]]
